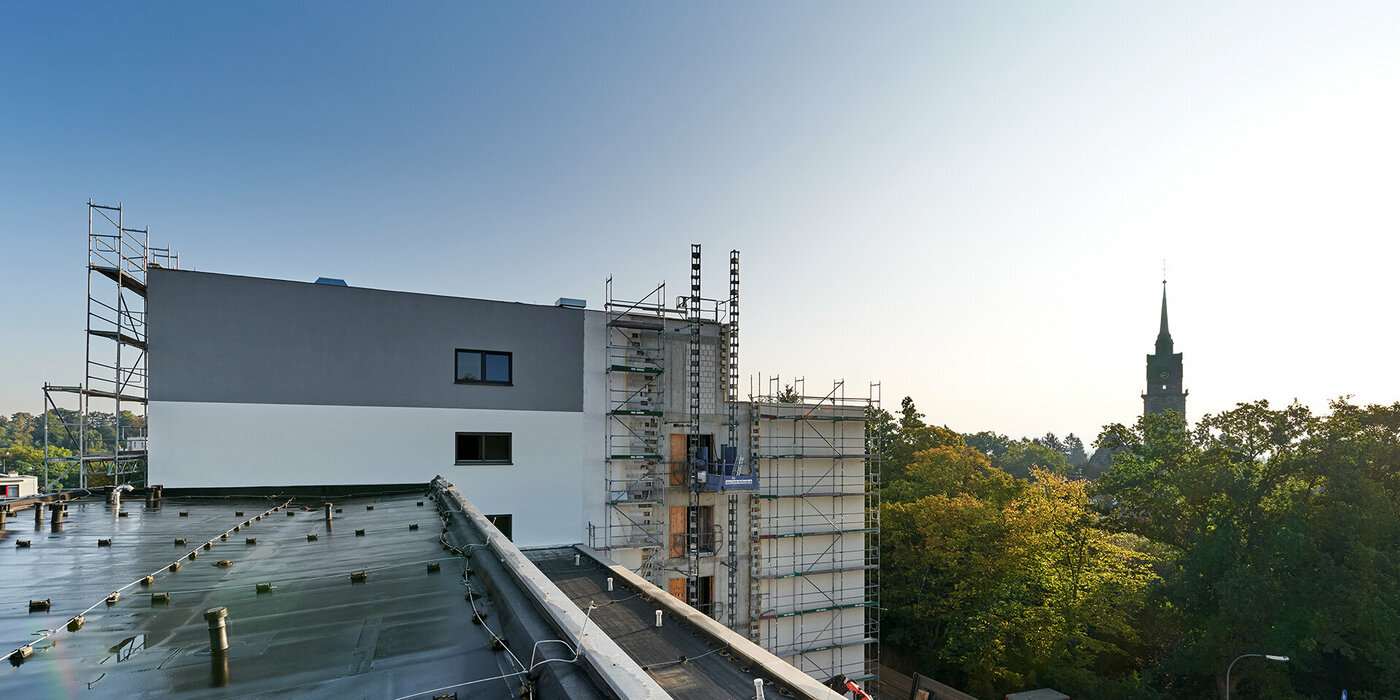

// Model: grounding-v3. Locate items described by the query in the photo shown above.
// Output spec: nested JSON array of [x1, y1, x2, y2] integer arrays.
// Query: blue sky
[[5, 2, 1400, 440]]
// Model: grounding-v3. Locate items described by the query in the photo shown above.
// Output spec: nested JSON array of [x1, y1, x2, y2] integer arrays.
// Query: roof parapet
[[431, 477, 669, 700], [576, 545, 849, 700]]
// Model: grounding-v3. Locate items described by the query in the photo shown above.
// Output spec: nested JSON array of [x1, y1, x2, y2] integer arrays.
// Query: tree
[[899, 396, 925, 432], [1064, 433, 1089, 468], [965, 431, 1014, 460], [883, 467, 1157, 698], [866, 405, 898, 479], [1033, 432, 1067, 455], [1094, 401, 1400, 698]]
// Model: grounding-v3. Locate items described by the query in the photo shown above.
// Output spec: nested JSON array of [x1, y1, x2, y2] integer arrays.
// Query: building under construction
[[599, 251, 880, 685], [40, 207, 881, 689]]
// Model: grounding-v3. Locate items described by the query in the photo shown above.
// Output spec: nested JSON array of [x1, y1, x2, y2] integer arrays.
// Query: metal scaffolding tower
[[43, 201, 179, 489], [751, 378, 881, 687], [599, 277, 670, 580]]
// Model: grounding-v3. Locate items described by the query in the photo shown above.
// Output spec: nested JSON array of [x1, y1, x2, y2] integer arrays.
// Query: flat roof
[[526, 546, 831, 700], [0, 491, 606, 698]]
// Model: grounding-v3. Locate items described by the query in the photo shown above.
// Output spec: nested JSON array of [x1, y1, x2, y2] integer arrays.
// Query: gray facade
[[148, 269, 585, 412]]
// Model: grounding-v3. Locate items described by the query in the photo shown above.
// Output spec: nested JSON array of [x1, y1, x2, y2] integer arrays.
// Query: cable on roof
[[387, 667, 535, 700], [460, 577, 526, 675], [2, 498, 293, 666], [640, 645, 727, 670]]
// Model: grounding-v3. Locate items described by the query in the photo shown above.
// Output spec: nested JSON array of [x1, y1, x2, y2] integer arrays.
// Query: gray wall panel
[[149, 269, 584, 411]]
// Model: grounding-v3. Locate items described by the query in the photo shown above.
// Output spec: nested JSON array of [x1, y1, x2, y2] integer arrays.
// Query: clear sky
[[4, 2, 1399, 442]]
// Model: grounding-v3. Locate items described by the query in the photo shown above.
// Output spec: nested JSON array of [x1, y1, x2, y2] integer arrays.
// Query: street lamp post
[[1226, 653, 1289, 699]]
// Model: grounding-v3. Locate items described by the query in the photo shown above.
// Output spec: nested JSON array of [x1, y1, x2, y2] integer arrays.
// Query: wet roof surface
[[0, 494, 526, 698], [526, 547, 797, 700]]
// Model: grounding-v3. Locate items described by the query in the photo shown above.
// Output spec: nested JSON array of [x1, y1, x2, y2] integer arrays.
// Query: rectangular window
[[456, 432, 512, 464], [456, 349, 512, 385]]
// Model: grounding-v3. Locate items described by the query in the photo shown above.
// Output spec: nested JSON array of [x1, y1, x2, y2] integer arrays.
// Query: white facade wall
[[149, 402, 593, 546]]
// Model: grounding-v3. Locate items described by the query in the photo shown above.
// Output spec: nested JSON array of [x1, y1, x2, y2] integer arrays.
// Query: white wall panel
[[149, 401, 589, 546]]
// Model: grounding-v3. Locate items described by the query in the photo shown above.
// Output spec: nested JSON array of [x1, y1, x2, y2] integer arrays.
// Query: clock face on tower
[[1160, 371, 1169, 381]]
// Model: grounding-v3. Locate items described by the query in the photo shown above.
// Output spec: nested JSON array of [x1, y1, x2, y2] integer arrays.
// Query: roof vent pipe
[[204, 607, 229, 653], [110, 483, 133, 509]]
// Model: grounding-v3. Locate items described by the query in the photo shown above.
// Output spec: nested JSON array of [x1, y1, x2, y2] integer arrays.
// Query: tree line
[[0, 409, 145, 488], [872, 396, 1400, 699]]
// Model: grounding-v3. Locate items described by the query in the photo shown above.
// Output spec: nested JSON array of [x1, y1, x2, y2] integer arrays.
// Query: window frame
[[455, 348, 513, 386], [455, 432, 513, 465]]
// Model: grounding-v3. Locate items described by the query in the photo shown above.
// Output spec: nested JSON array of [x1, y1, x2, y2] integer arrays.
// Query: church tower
[[1143, 281, 1186, 418]]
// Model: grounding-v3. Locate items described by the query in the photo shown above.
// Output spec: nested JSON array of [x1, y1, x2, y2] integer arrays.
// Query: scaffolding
[[751, 378, 881, 687], [597, 247, 754, 629], [43, 201, 179, 489], [598, 248, 878, 684], [599, 277, 670, 579]]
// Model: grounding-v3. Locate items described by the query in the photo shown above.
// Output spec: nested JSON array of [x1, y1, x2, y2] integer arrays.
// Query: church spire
[[1144, 275, 1186, 420], [1156, 280, 1172, 354]]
